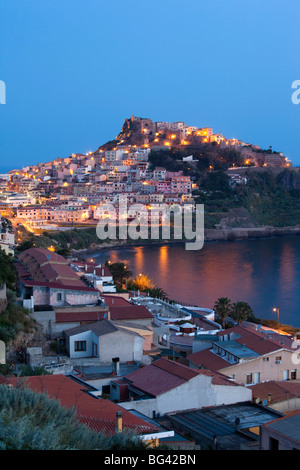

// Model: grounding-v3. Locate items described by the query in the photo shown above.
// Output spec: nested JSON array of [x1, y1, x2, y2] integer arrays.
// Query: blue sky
[[1, 0, 300, 170]]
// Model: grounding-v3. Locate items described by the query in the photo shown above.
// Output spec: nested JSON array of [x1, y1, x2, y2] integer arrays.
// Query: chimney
[[112, 357, 120, 375], [116, 411, 123, 432]]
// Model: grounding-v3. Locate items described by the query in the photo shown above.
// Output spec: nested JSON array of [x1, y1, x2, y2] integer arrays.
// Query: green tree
[[107, 262, 132, 289], [231, 301, 254, 325], [0, 249, 17, 290], [17, 364, 52, 377], [0, 303, 36, 344], [214, 297, 232, 328], [147, 286, 168, 300], [0, 384, 149, 450]]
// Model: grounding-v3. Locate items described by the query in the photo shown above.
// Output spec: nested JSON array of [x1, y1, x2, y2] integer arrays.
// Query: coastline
[[71, 224, 300, 257], [70, 228, 300, 331]]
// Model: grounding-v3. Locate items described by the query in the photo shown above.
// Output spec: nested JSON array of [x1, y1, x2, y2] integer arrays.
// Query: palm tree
[[213, 297, 232, 328], [148, 286, 168, 300], [231, 301, 253, 326]]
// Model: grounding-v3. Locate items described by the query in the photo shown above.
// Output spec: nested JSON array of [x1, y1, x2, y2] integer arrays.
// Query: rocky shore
[[205, 225, 300, 242], [71, 224, 300, 257]]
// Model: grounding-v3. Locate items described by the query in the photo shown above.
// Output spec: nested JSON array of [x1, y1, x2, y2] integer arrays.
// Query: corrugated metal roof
[[264, 412, 300, 442]]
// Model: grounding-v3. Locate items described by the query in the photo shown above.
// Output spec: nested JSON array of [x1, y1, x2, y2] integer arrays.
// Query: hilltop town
[[0, 115, 296, 255]]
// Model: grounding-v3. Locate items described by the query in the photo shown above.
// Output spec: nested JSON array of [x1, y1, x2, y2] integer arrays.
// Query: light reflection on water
[[92, 236, 300, 327]]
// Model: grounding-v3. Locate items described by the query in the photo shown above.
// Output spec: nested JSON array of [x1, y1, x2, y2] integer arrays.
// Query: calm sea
[[89, 236, 300, 328]]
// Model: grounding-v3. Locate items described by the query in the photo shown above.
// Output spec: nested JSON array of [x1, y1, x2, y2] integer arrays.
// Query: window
[[291, 370, 297, 380], [246, 373, 253, 385], [75, 341, 86, 352], [57, 293, 62, 301], [263, 357, 269, 362]]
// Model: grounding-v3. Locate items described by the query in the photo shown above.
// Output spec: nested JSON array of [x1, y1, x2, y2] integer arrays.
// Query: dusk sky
[[1, 0, 300, 170]]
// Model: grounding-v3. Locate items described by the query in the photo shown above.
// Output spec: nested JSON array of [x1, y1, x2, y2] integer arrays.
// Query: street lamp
[[273, 306, 280, 323]]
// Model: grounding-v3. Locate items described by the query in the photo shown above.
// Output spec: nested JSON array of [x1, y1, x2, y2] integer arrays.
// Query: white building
[[63, 319, 145, 363], [111, 358, 252, 418]]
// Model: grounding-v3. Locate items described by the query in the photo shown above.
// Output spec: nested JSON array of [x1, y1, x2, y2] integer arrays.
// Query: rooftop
[[262, 411, 300, 443], [249, 380, 300, 405], [187, 348, 231, 371], [124, 358, 200, 397], [213, 340, 260, 359], [168, 402, 283, 450], [218, 325, 286, 355], [7, 374, 158, 436]]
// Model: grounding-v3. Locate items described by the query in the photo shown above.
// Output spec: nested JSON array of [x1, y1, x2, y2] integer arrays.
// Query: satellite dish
[[255, 398, 261, 404], [262, 399, 267, 406]]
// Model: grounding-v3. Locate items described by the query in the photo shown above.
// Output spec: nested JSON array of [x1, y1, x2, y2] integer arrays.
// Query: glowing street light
[[273, 306, 280, 323]]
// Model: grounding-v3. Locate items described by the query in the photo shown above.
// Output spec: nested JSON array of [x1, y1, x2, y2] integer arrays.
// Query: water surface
[[90, 236, 300, 328]]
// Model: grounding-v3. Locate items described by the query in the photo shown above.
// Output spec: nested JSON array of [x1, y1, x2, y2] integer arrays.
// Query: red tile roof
[[249, 381, 300, 404], [187, 349, 231, 371], [56, 310, 107, 323], [21, 279, 98, 292], [0, 374, 11, 385], [153, 357, 199, 381], [55, 303, 152, 324], [17, 248, 97, 292], [196, 369, 240, 387], [18, 247, 66, 265], [124, 358, 199, 397], [218, 326, 284, 355], [78, 416, 156, 436], [8, 374, 158, 436], [102, 295, 132, 307], [109, 305, 153, 320]]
